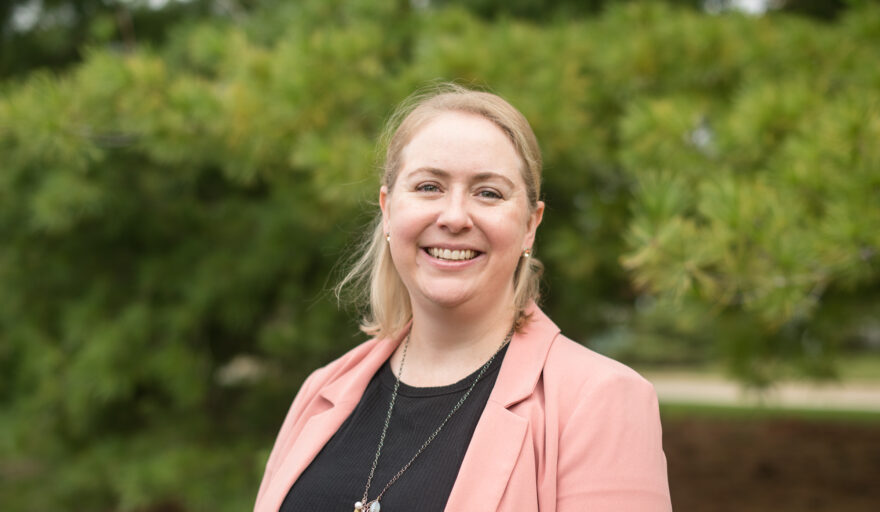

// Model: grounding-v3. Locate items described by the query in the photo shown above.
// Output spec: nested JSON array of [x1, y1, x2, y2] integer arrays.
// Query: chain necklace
[[353, 326, 515, 512]]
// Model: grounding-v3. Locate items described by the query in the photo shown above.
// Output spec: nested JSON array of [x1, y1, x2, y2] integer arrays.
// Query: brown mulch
[[663, 415, 880, 512]]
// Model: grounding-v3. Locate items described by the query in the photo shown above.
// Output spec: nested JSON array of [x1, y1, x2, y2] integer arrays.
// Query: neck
[[391, 293, 517, 387]]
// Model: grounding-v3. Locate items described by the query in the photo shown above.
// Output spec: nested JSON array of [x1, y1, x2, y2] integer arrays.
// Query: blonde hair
[[336, 84, 544, 338]]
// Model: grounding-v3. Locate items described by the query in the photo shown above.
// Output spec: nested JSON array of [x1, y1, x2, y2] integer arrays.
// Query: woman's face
[[380, 111, 544, 313]]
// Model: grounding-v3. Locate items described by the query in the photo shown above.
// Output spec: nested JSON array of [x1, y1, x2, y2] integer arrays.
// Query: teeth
[[428, 248, 477, 261]]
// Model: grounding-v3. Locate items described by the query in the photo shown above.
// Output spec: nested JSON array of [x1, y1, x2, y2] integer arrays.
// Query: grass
[[660, 402, 880, 424], [634, 351, 880, 384]]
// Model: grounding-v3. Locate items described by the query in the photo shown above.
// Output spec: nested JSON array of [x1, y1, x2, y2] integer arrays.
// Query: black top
[[280, 343, 509, 512]]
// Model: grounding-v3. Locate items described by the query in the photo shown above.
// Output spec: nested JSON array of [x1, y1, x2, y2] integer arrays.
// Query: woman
[[254, 85, 672, 512]]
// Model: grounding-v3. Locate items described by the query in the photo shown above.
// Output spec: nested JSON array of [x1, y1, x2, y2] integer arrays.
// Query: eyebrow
[[410, 167, 516, 188]]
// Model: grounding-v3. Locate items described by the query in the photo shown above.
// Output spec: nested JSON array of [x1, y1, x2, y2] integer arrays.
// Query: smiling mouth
[[425, 247, 480, 261]]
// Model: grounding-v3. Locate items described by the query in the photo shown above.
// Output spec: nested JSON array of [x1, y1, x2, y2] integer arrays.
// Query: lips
[[425, 247, 480, 261]]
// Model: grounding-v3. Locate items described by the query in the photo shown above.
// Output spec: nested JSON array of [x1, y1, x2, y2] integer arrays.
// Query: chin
[[418, 287, 480, 310]]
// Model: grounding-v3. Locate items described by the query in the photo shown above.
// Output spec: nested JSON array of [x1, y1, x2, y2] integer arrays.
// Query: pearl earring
[[523, 248, 531, 258], [385, 233, 391, 242]]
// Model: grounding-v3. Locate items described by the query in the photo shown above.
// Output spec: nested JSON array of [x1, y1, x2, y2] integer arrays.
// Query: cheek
[[484, 211, 530, 249], [388, 199, 431, 240]]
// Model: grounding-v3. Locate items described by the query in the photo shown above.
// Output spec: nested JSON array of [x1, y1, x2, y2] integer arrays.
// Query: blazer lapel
[[444, 402, 528, 511], [445, 303, 561, 511], [258, 332, 404, 512]]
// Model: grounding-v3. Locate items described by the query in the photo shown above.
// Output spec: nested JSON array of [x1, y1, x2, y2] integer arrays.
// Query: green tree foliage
[[1, 1, 878, 510], [616, 4, 880, 381], [0, 0, 271, 79], [3, 0, 866, 79]]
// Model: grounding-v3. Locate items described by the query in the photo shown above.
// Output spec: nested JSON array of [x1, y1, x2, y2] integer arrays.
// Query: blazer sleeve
[[556, 372, 672, 512], [254, 368, 325, 508]]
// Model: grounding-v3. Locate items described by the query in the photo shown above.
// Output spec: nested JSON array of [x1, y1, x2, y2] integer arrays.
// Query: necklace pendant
[[355, 500, 380, 512]]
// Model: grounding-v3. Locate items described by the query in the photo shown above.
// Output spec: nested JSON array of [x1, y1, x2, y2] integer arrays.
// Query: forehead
[[399, 111, 524, 178]]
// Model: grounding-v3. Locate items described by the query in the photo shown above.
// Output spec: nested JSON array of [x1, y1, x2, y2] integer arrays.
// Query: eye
[[477, 189, 503, 200], [416, 182, 441, 193]]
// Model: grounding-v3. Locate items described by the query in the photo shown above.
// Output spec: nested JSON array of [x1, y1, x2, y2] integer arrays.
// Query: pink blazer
[[255, 304, 672, 511]]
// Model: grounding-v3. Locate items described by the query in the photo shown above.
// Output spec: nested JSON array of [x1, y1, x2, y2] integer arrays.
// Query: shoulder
[[546, 333, 653, 390], [272, 336, 387, 438], [516, 303, 656, 409], [299, 336, 384, 391], [543, 333, 658, 420]]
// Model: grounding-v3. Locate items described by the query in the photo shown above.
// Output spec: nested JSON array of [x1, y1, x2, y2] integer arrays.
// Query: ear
[[523, 200, 544, 249], [379, 185, 390, 235]]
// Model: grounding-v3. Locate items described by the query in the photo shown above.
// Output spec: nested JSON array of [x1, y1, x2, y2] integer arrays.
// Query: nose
[[436, 191, 473, 233]]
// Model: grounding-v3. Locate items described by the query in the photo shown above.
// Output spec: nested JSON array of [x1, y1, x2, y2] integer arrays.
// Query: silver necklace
[[353, 326, 515, 512]]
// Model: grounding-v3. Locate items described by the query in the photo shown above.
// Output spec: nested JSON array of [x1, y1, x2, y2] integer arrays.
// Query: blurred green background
[[1, 0, 879, 510]]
